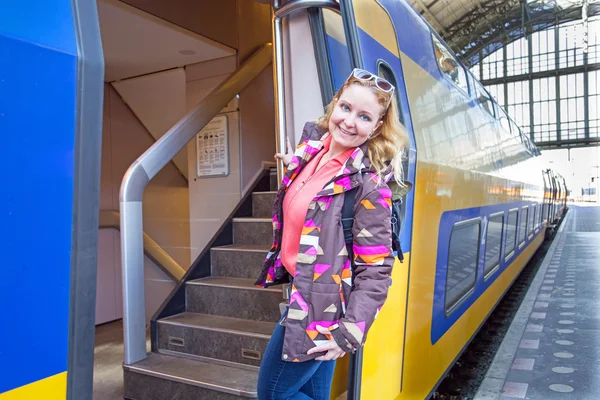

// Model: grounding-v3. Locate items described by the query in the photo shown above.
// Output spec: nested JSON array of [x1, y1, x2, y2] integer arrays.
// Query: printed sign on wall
[[196, 115, 229, 177]]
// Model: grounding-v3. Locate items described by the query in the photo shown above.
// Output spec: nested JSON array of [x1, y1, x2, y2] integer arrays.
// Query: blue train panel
[[431, 201, 544, 343], [0, 1, 77, 394], [325, 35, 352, 94], [0, 2, 76, 54], [356, 26, 417, 252]]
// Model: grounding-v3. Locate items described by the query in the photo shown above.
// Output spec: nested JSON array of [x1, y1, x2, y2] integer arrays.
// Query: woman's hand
[[274, 136, 294, 167], [306, 325, 346, 361]]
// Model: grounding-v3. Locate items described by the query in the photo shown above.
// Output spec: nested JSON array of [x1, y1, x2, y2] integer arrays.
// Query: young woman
[[255, 69, 409, 399]]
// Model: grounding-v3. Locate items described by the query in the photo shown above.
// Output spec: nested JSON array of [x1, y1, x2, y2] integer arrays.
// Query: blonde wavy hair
[[317, 74, 409, 185]]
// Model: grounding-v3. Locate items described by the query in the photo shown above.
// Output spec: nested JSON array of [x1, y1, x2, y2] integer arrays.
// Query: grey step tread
[[210, 245, 269, 279], [124, 352, 258, 397], [188, 276, 279, 292], [159, 312, 275, 338], [252, 192, 276, 218], [232, 218, 272, 246], [232, 217, 272, 223], [211, 244, 270, 252]]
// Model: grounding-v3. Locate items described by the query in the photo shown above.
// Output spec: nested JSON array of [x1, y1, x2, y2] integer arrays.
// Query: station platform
[[475, 205, 600, 399]]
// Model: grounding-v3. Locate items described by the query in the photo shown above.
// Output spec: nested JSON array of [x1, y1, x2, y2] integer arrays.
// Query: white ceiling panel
[[98, 0, 236, 82]]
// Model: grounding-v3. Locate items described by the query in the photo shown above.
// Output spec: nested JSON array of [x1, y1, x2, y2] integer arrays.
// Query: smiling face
[[328, 84, 385, 152]]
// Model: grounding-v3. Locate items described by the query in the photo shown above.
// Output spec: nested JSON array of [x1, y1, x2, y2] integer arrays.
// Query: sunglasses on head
[[349, 68, 395, 94]]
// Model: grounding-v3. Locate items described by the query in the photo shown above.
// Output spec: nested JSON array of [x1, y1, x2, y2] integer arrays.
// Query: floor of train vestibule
[[93, 319, 150, 400], [93, 319, 350, 400]]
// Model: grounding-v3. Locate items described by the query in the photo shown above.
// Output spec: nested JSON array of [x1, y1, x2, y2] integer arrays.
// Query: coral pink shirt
[[281, 135, 354, 276]]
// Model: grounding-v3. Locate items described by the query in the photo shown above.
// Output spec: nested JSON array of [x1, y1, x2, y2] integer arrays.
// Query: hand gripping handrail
[[120, 43, 273, 365], [99, 210, 185, 281], [271, 0, 340, 185]]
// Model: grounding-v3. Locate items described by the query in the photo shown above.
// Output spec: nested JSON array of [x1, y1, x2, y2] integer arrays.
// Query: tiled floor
[[476, 205, 600, 400]]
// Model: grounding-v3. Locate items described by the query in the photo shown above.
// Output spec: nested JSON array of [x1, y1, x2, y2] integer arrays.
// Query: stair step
[[123, 353, 258, 399], [158, 312, 275, 367], [252, 191, 277, 218], [232, 218, 273, 246], [211, 244, 270, 279], [186, 277, 281, 322]]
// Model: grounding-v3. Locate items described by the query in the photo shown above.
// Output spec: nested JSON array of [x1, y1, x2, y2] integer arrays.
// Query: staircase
[[123, 170, 283, 400]]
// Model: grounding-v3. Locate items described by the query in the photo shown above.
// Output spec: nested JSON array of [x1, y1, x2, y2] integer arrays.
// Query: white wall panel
[[96, 84, 189, 325], [112, 68, 188, 179]]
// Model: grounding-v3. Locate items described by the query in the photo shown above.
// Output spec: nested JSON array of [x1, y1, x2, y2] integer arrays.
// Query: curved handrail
[[274, 0, 339, 18], [99, 210, 185, 281], [119, 43, 273, 365]]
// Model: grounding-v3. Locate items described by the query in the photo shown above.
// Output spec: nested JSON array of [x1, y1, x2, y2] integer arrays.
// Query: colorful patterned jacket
[[255, 121, 395, 362]]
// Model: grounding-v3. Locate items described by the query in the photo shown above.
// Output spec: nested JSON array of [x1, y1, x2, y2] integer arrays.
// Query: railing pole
[[120, 189, 147, 365], [272, 1, 286, 187]]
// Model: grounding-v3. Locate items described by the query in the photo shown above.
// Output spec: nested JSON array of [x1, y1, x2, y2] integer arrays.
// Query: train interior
[[94, 1, 332, 399]]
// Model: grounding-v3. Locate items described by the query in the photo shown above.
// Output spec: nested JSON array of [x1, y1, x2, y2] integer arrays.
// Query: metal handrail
[[99, 210, 185, 281], [271, 0, 340, 185], [120, 43, 273, 365]]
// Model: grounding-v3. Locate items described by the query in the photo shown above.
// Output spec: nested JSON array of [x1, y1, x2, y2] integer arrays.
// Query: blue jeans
[[257, 312, 337, 399]]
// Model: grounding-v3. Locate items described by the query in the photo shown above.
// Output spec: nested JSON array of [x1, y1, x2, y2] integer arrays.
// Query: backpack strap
[[342, 187, 397, 291], [342, 187, 357, 258]]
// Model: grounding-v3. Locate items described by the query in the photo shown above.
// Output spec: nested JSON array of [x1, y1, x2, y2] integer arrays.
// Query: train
[[279, 1, 568, 397], [1, 0, 568, 399]]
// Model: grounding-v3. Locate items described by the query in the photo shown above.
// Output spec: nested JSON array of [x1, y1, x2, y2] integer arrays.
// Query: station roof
[[406, 0, 600, 66]]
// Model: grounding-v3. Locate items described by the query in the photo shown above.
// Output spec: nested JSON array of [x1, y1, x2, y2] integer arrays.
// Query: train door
[[337, 1, 417, 398], [542, 171, 549, 225], [543, 170, 551, 224], [273, 4, 355, 398], [556, 176, 561, 218], [562, 177, 568, 209], [551, 174, 558, 222], [550, 173, 556, 221], [304, 8, 354, 399]]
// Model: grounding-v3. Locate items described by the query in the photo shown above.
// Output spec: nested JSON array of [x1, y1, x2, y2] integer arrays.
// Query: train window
[[475, 81, 495, 117], [498, 106, 511, 132], [377, 62, 409, 234], [432, 34, 469, 94], [378, 62, 404, 125], [316, 9, 353, 100], [445, 218, 481, 314], [529, 204, 536, 237], [505, 209, 518, 260], [519, 206, 528, 247], [484, 212, 504, 279]]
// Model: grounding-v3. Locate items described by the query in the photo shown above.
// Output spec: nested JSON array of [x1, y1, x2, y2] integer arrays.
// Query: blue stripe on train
[[431, 201, 544, 344], [325, 35, 352, 92]]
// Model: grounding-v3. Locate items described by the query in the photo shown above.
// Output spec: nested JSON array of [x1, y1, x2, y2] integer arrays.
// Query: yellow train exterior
[[306, 1, 568, 398]]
